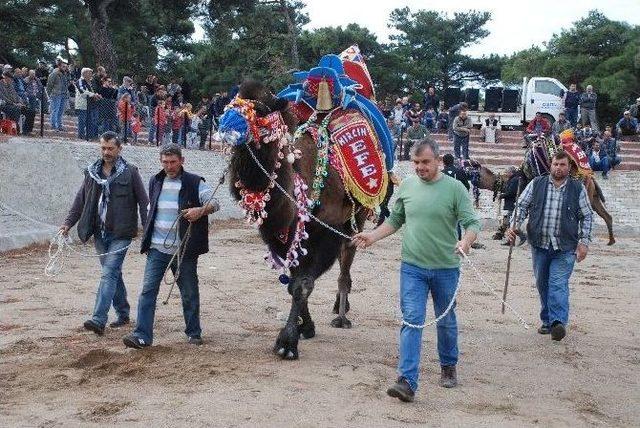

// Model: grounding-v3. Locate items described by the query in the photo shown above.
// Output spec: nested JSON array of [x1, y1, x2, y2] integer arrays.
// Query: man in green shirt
[[403, 120, 429, 160], [353, 137, 480, 402]]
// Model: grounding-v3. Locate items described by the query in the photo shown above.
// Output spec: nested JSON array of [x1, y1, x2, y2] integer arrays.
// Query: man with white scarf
[[60, 131, 149, 335]]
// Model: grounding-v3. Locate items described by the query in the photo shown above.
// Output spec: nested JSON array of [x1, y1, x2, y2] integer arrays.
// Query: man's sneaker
[[537, 325, 551, 335], [122, 334, 149, 349], [387, 377, 415, 402], [83, 319, 105, 336], [492, 231, 504, 240], [109, 317, 130, 328], [188, 336, 203, 346], [439, 365, 458, 388], [551, 322, 566, 341]]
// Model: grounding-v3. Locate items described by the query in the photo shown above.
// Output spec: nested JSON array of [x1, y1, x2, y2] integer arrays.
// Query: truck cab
[[523, 77, 567, 125]]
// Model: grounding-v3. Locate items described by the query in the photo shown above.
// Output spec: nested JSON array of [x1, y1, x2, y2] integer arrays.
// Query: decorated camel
[[465, 130, 615, 245], [217, 48, 395, 360]]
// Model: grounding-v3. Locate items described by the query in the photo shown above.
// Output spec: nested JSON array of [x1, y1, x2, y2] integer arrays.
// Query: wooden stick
[[502, 176, 522, 314]]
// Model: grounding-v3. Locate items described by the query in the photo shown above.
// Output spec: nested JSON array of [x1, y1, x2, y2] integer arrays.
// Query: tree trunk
[[85, 0, 118, 77], [279, 0, 299, 70]]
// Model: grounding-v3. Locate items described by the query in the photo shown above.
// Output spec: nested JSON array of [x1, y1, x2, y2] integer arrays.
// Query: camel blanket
[[329, 112, 388, 209]]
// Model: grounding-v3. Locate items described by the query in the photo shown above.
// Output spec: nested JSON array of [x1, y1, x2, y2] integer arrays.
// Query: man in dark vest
[[507, 151, 593, 341], [123, 144, 219, 349], [60, 131, 149, 335]]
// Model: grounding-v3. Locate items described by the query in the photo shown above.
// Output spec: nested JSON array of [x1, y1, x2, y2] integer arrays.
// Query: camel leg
[[331, 241, 356, 329], [273, 275, 313, 360], [588, 178, 615, 245]]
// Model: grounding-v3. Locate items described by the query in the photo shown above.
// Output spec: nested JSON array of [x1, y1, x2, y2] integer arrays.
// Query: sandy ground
[[1, 220, 639, 427]]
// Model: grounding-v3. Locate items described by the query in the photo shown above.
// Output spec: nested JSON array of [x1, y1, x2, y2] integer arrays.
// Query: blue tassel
[[278, 274, 290, 285]]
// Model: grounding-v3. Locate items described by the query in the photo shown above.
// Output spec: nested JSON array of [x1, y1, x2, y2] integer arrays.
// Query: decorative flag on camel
[[329, 111, 388, 208]]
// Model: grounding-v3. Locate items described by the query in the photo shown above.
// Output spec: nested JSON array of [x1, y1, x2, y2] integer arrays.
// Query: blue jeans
[[133, 249, 201, 344], [589, 154, 610, 175], [398, 262, 460, 392], [91, 233, 132, 328], [609, 155, 621, 169], [453, 134, 469, 159], [76, 108, 98, 139], [531, 245, 576, 327], [565, 107, 578, 127], [50, 95, 67, 130]]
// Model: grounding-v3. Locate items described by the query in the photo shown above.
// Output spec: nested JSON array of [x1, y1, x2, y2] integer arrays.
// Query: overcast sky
[[301, 0, 640, 57]]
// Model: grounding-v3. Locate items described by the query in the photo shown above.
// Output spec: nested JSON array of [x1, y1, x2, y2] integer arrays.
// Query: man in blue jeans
[[507, 151, 592, 342], [123, 144, 219, 349], [60, 131, 149, 335], [46, 59, 70, 131], [354, 137, 480, 402]]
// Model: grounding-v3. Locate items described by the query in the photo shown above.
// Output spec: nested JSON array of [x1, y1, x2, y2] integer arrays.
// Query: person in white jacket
[[75, 68, 101, 139]]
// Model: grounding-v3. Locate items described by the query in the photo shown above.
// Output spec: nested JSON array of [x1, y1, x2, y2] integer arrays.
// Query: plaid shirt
[[513, 176, 593, 249]]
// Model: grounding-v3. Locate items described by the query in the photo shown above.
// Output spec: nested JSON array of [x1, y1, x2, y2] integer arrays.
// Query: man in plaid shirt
[[507, 151, 593, 341]]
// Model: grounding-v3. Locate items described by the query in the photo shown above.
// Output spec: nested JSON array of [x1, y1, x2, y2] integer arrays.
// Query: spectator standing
[[390, 100, 405, 137], [75, 67, 101, 140], [46, 59, 70, 131], [629, 97, 640, 121], [452, 108, 472, 160], [563, 83, 580, 127], [117, 76, 137, 104], [12, 67, 29, 105], [117, 93, 135, 143], [423, 86, 439, 113], [447, 102, 467, 141], [24, 70, 44, 112], [96, 76, 118, 133], [579, 85, 599, 132], [481, 113, 500, 143]]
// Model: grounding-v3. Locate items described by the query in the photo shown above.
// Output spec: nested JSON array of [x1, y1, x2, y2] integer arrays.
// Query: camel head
[[218, 79, 299, 202]]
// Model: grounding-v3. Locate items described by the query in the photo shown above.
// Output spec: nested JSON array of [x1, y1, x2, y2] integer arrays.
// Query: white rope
[[45, 230, 132, 277], [458, 248, 530, 329], [244, 144, 354, 240], [400, 273, 463, 329]]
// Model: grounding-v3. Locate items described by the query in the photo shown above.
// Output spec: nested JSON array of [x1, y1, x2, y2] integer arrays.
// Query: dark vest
[[77, 165, 140, 242], [526, 176, 582, 251], [141, 169, 209, 258]]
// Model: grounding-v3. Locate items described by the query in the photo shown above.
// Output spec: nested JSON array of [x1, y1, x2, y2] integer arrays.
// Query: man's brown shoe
[[439, 365, 458, 388], [551, 322, 566, 341]]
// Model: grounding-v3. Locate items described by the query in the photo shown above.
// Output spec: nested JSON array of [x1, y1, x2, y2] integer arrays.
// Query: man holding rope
[[123, 144, 219, 349], [60, 131, 149, 335], [507, 151, 592, 342], [353, 138, 480, 403]]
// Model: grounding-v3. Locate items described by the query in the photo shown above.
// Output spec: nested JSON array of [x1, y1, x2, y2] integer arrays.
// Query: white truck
[[466, 77, 568, 130]]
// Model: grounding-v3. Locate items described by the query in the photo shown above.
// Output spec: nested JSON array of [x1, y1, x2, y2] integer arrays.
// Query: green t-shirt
[[386, 173, 481, 269]]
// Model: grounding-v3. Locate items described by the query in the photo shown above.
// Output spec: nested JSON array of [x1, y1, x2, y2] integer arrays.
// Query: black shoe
[[492, 232, 504, 240], [83, 319, 105, 336], [471, 242, 485, 249], [188, 336, 203, 346], [518, 234, 527, 247], [537, 325, 551, 335], [109, 317, 130, 328], [387, 377, 415, 402], [122, 334, 149, 349], [439, 365, 458, 388], [551, 322, 566, 341]]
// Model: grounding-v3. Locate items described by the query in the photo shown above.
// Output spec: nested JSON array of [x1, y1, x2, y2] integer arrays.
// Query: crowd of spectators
[[0, 58, 235, 149], [379, 83, 638, 175]]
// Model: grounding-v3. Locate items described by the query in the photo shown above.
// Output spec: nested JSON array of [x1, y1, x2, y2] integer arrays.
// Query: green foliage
[[502, 10, 640, 123]]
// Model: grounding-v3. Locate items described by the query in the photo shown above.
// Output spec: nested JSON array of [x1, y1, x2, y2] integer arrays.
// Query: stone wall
[[1, 138, 638, 251]]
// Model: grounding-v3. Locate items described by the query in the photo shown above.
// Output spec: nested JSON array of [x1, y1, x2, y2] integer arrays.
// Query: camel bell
[[316, 78, 333, 111]]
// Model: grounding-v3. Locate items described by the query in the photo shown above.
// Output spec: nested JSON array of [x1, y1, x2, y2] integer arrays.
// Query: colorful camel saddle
[[277, 51, 394, 171], [328, 111, 388, 209], [559, 129, 593, 179]]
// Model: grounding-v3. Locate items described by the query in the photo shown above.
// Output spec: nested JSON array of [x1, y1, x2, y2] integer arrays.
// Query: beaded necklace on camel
[[227, 97, 309, 278]]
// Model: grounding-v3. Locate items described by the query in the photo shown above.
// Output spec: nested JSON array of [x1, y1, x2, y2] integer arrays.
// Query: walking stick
[[502, 176, 522, 314]]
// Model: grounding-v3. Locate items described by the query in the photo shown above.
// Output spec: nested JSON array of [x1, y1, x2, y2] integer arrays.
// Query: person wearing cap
[[616, 111, 639, 139], [46, 59, 70, 131], [552, 111, 572, 137], [0, 69, 36, 134]]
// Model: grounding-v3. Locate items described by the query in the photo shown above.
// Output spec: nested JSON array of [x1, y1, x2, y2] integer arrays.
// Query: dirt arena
[[1, 220, 638, 427]]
